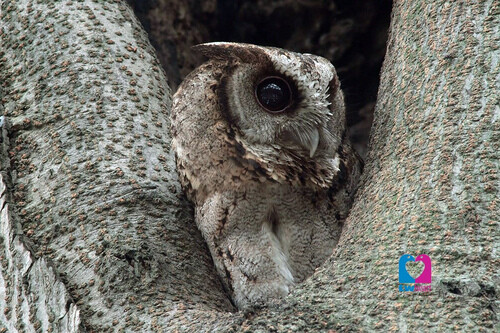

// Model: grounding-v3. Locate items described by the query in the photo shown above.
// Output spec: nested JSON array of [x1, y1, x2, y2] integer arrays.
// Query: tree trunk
[[0, 1, 234, 332], [0, 0, 498, 332]]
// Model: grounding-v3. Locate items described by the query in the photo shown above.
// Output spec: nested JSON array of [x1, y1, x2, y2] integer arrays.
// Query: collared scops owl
[[170, 42, 362, 310]]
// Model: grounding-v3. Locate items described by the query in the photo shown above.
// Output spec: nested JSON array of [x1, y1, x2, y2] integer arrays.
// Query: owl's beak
[[295, 127, 320, 158], [306, 128, 320, 158], [280, 127, 320, 158]]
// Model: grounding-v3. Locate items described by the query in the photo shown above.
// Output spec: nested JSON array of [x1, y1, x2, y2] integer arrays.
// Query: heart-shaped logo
[[399, 254, 432, 283], [406, 261, 424, 279]]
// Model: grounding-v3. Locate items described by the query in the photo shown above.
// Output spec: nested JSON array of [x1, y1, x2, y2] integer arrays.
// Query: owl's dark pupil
[[255, 77, 292, 112]]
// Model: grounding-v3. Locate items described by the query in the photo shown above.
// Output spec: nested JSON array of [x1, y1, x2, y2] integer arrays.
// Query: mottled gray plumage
[[171, 42, 362, 310]]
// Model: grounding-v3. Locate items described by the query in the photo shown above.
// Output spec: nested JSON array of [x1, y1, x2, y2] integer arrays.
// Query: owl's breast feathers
[[174, 116, 362, 207], [222, 127, 363, 200]]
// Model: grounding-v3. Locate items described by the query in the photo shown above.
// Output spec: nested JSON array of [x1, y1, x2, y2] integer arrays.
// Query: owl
[[170, 42, 362, 310]]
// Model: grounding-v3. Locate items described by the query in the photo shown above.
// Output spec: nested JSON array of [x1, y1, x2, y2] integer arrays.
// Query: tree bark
[[0, 0, 498, 332], [0, 1, 234, 332]]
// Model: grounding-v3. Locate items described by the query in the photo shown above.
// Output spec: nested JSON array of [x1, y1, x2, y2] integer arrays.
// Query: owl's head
[[194, 42, 345, 161]]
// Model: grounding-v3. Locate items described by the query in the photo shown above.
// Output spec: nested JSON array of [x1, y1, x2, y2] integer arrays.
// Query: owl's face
[[194, 42, 346, 160]]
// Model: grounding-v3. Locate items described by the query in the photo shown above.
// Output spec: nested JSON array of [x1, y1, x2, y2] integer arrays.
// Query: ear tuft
[[193, 42, 269, 63]]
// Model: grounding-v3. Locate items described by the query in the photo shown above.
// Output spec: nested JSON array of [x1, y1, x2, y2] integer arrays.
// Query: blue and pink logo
[[398, 254, 432, 292]]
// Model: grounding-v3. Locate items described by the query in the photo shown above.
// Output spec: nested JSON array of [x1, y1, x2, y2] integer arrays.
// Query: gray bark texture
[[0, 0, 498, 332]]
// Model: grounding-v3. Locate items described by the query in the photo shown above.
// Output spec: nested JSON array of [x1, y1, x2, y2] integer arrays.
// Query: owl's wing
[[326, 141, 364, 220]]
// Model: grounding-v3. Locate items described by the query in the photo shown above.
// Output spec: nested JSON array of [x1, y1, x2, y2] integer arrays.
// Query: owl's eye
[[255, 77, 292, 113]]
